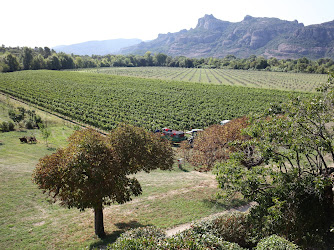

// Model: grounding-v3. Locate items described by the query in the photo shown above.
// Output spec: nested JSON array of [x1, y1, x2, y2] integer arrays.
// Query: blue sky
[[1, 0, 333, 48]]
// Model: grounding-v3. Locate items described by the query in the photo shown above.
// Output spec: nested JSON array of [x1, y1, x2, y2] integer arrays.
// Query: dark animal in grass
[[19, 137, 28, 143], [27, 136, 37, 143], [19, 136, 37, 143]]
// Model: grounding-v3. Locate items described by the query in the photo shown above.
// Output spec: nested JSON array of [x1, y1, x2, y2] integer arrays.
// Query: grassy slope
[[0, 98, 240, 249]]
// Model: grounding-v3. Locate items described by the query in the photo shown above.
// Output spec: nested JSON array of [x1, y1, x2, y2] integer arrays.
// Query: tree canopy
[[33, 124, 174, 238], [22, 47, 33, 70]]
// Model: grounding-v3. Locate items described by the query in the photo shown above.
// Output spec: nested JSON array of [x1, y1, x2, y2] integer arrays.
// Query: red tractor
[[158, 128, 187, 143]]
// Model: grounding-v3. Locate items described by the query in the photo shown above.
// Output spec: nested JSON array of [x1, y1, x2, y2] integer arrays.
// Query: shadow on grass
[[89, 220, 152, 249], [47, 147, 57, 151], [178, 165, 189, 172], [202, 198, 248, 211]]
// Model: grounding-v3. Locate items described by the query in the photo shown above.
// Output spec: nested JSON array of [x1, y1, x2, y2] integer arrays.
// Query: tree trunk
[[94, 204, 106, 238]]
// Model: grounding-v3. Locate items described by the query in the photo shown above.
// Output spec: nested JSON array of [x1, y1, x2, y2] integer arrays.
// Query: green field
[[0, 70, 314, 132], [78, 67, 327, 92]]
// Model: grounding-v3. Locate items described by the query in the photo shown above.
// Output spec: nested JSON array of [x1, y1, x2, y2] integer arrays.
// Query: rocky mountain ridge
[[120, 15, 334, 59]]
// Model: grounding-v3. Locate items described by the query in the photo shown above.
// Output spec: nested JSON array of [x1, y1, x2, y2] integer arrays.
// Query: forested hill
[[120, 14, 334, 60]]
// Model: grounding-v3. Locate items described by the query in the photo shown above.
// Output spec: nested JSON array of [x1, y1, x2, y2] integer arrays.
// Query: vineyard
[[78, 67, 328, 92], [0, 70, 314, 131]]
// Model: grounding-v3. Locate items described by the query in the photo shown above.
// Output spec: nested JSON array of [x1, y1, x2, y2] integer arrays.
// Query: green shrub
[[212, 212, 254, 248], [0, 121, 9, 132], [8, 121, 14, 131], [35, 115, 42, 124], [109, 238, 158, 250], [190, 215, 218, 235], [108, 226, 244, 250], [116, 226, 166, 240], [163, 229, 244, 250], [8, 109, 24, 124], [255, 235, 300, 250], [25, 120, 34, 129], [0, 121, 14, 132], [191, 212, 254, 248], [108, 226, 165, 249]]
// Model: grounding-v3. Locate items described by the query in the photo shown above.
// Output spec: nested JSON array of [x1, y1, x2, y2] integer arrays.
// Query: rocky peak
[[195, 14, 230, 31], [243, 15, 255, 22], [120, 15, 334, 60]]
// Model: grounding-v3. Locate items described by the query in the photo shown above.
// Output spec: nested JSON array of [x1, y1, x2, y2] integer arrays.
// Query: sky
[[1, 0, 333, 48]]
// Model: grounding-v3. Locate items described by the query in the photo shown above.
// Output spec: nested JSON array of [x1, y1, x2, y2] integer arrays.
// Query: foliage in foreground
[[215, 73, 334, 248], [33, 124, 174, 238]]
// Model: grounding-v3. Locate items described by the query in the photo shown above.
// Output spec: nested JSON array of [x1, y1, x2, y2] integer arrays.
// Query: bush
[[35, 115, 42, 124], [255, 235, 300, 250], [116, 226, 166, 240], [108, 226, 244, 250], [109, 238, 158, 250], [25, 120, 34, 129], [0, 121, 14, 132], [213, 212, 254, 248], [163, 229, 244, 249], [0, 121, 9, 132], [8, 121, 14, 131], [109, 226, 165, 250], [8, 109, 24, 124], [191, 212, 254, 248]]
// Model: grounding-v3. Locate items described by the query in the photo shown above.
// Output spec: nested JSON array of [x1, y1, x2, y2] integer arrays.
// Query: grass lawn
[[0, 96, 243, 249]]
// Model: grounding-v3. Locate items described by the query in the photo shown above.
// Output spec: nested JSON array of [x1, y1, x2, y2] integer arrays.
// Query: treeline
[[1, 45, 334, 74], [0, 46, 96, 72]]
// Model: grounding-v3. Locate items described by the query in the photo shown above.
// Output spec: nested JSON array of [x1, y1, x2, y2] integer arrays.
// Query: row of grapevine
[[79, 67, 327, 92], [0, 70, 314, 131]]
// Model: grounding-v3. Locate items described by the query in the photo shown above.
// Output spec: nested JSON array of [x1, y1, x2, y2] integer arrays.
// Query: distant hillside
[[120, 15, 334, 59], [53, 38, 142, 56]]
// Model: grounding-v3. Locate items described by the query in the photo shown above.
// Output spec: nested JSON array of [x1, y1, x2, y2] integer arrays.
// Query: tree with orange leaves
[[187, 116, 250, 171], [33, 124, 174, 238]]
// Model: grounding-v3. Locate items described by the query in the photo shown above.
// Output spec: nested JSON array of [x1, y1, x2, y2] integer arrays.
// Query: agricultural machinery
[[157, 128, 188, 143]]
